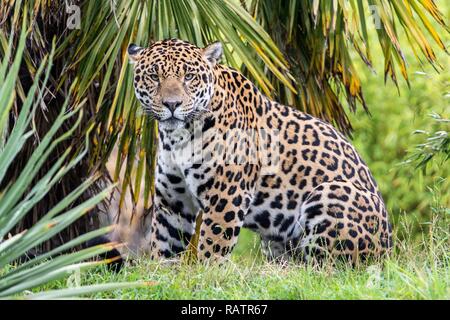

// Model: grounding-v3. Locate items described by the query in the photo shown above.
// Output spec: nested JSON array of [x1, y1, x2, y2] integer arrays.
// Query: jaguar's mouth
[[142, 108, 184, 122], [160, 115, 184, 122]]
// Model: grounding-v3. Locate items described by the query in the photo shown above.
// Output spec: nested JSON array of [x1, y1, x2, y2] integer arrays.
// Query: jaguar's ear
[[128, 43, 144, 64], [202, 42, 223, 66]]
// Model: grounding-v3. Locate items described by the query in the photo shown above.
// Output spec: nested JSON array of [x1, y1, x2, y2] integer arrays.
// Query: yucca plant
[[0, 0, 448, 249], [0, 12, 147, 299]]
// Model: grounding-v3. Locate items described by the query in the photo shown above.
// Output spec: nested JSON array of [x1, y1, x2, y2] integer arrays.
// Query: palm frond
[[0, 8, 141, 298], [249, 0, 448, 134]]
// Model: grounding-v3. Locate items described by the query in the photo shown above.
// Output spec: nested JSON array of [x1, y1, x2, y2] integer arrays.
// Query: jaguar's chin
[[158, 117, 186, 130]]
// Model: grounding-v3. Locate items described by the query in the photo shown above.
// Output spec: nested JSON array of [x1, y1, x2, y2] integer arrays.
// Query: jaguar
[[127, 39, 392, 264]]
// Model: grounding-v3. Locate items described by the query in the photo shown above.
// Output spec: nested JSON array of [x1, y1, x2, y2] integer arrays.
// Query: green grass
[[29, 215, 449, 300]]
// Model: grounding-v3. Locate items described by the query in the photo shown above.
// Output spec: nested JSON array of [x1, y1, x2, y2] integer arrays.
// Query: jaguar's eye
[[149, 74, 159, 81], [184, 73, 195, 81]]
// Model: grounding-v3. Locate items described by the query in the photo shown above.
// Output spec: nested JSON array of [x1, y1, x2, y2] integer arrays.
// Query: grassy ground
[[31, 215, 449, 300]]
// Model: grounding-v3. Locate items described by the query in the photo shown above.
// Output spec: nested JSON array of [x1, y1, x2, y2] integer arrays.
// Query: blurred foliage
[[403, 112, 449, 170], [347, 9, 449, 236], [247, 0, 448, 134]]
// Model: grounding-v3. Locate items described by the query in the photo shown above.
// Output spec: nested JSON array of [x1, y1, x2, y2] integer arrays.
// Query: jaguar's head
[[128, 39, 222, 128]]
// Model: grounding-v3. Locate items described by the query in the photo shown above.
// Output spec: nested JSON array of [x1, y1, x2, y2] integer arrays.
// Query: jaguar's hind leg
[[298, 180, 392, 264]]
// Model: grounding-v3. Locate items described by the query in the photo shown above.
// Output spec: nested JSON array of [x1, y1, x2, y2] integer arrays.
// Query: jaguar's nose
[[162, 100, 182, 112]]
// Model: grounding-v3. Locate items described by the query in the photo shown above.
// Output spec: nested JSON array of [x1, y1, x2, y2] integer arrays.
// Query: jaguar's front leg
[[197, 194, 247, 263], [195, 172, 253, 262], [149, 182, 198, 260], [149, 205, 196, 260]]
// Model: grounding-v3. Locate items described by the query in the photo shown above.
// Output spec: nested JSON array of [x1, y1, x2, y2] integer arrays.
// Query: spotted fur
[[128, 39, 393, 264]]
